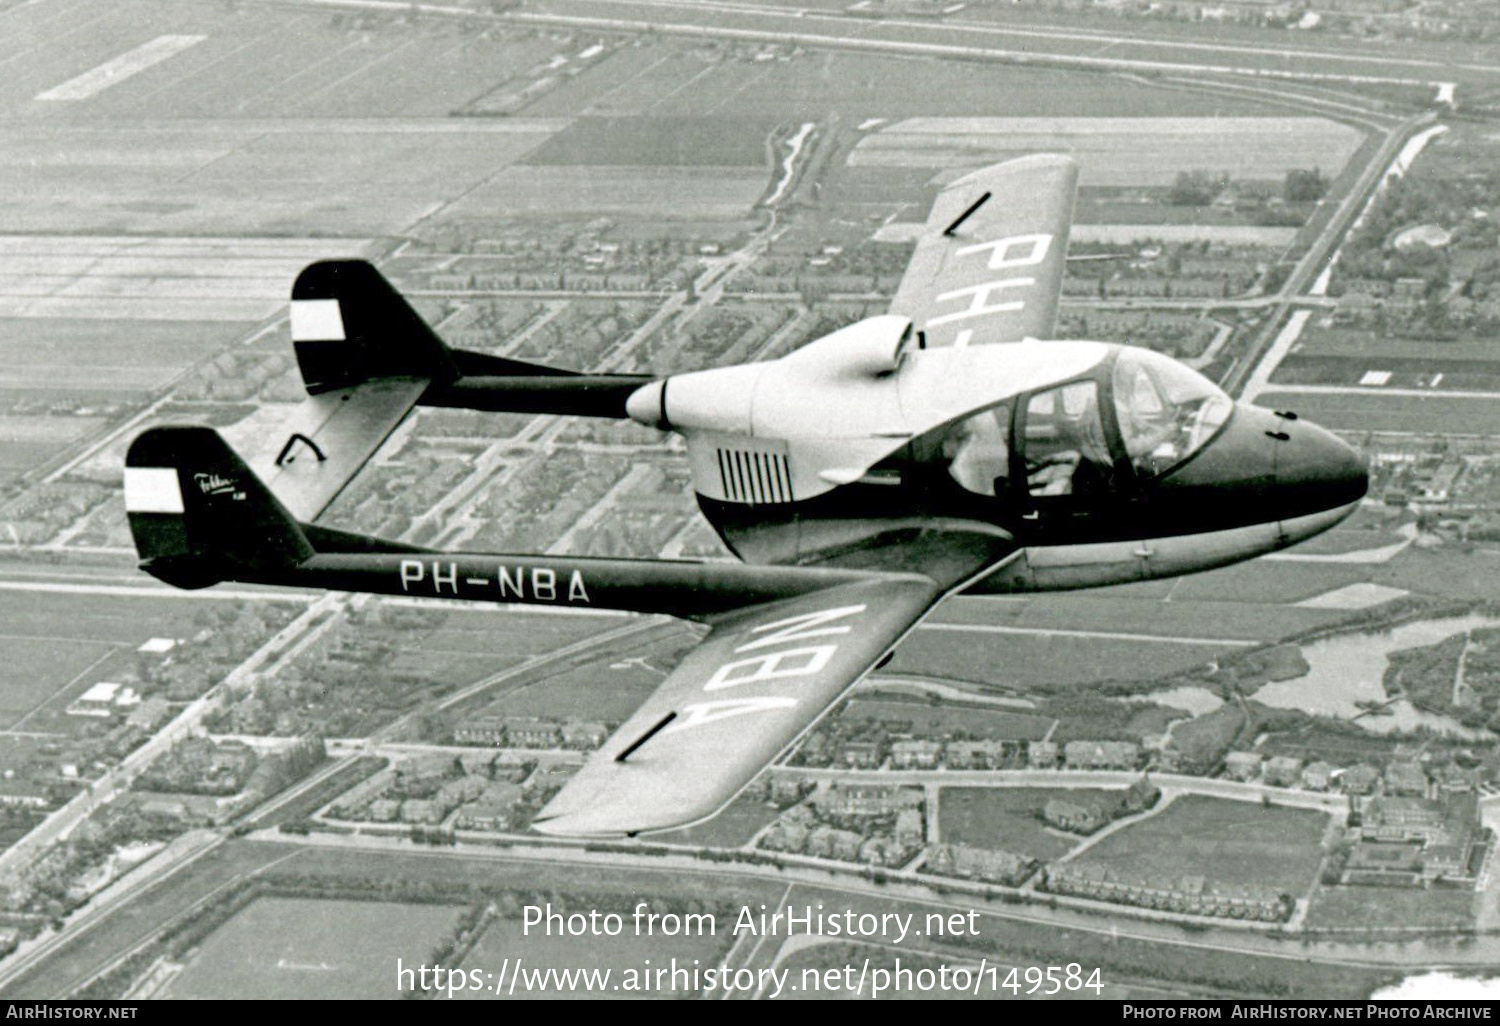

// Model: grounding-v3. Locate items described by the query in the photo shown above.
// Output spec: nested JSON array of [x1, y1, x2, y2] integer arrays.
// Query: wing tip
[[529, 811, 649, 840], [947, 152, 1078, 190]]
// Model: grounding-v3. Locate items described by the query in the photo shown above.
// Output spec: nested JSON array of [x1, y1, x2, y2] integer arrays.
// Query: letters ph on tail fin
[[125, 426, 313, 589]]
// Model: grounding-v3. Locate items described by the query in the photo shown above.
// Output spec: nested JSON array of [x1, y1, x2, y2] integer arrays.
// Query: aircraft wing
[[229, 379, 427, 523], [889, 153, 1079, 348], [531, 573, 944, 837]]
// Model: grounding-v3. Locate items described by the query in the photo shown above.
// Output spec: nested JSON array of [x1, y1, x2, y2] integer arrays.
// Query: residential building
[[1043, 796, 1110, 834], [1064, 740, 1140, 771], [926, 844, 1037, 886], [1341, 764, 1381, 796], [891, 740, 943, 770], [503, 717, 563, 748], [560, 721, 609, 750], [1384, 760, 1428, 798], [1028, 741, 1059, 769], [815, 785, 922, 818], [1264, 755, 1304, 788], [1302, 761, 1335, 791], [1224, 751, 1264, 782]]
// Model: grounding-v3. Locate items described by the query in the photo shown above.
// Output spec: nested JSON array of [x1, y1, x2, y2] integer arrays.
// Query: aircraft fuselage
[[624, 323, 1367, 590]]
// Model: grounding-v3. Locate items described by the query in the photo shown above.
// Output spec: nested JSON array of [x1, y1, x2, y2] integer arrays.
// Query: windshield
[[1112, 348, 1231, 478]]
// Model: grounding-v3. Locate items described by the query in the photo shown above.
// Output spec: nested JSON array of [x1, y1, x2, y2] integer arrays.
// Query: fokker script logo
[[194, 473, 244, 500]]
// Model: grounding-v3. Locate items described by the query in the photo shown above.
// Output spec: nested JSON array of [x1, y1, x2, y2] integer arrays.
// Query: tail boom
[[127, 426, 897, 618], [282, 551, 894, 620]]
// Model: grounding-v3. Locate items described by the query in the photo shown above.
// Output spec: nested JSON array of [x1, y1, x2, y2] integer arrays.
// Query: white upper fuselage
[[626, 314, 1111, 505]]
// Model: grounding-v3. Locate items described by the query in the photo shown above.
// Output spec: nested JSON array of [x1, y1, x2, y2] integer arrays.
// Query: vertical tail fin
[[125, 427, 313, 589], [290, 260, 460, 394]]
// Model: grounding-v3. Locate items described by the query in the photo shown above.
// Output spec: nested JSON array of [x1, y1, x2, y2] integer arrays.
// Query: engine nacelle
[[625, 315, 915, 503]]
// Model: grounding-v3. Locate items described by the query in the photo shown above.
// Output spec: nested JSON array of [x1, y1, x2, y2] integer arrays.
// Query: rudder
[[125, 426, 314, 589], [290, 259, 460, 394]]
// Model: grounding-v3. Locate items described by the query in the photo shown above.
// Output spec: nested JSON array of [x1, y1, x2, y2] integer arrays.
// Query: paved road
[[260, 0, 1491, 88], [1223, 112, 1435, 400]]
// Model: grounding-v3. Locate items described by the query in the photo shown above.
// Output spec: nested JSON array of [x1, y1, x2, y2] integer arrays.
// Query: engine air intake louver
[[717, 448, 793, 504]]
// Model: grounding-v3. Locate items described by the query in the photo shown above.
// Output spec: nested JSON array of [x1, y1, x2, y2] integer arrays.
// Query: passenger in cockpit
[[943, 403, 1010, 497], [1024, 381, 1111, 499]]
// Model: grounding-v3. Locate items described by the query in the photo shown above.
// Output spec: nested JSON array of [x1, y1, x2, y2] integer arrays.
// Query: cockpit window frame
[[1107, 348, 1236, 485], [1010, 374, 1127, 506], [919, 346, 1235, 508]]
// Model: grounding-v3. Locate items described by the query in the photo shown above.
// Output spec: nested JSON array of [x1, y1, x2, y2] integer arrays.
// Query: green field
[[0, 589, 258, 731], [256, 842, 788, 908], [0, 319, 238, 397], [456, 913, 728, 1000], [841, 698, 1053, 741], [893, 631, 1227, 689], [0, 637, 120, 730], [523, 117, 777, 167], [652, 790, 783, 849], [1067, 795, 1329, 893], [0, 414, 106, 480], [165, 897, 467, 1000], [1287, 524, 1409, 557], [524, 45, 1289, 122], [484, 627, 699, 722], [937, 787, 1088, 862], [1303, 885, 1477, 932], [787, 883, 1400, 999], [1254, 391, 1500, 435], [445, 166, 769, 221], [395, 608, 628, 688], [415, 608, 624, 656], [0, 841, 307, 999]]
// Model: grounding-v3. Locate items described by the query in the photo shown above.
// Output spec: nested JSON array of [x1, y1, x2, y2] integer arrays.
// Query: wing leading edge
[[890, 153, 1079, 349], [532, 574, 945, 837]]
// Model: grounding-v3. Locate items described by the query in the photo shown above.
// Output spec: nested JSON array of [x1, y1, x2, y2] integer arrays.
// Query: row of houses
[[1221, 752, 1457, 798], [839, 729, 1479, 802], [925, 844, 1038, 887], [759, 801, 925, 868], [841, 739, 1141, 772], [452, 715, 609, 751], [1332, 277, 1500, 325], [812, 784, 923, 818], [368, 780, 530, 830], [1062, 275, 1250, 300], [1043, 864, 1291, 922]]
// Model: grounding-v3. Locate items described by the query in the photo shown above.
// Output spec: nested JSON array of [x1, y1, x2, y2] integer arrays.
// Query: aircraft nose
[[1268, 411, 1368, 511], [1162, 403, 1366, 524]]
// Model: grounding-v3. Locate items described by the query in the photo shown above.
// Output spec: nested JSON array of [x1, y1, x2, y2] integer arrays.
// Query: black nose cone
[[1163, 404, 1367, 524], [1275, 415, 1368, 510]]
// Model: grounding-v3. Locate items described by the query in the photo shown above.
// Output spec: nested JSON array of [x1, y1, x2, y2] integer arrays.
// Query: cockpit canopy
[[938, 345, 1233, 500], [1112, 347, 1232, 478]]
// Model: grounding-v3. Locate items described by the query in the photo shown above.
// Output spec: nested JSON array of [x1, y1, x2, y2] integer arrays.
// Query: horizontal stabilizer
[[245, 377, 427, 523]]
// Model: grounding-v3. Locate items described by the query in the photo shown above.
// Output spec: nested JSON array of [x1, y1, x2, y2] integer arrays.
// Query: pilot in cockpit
[[1024, 381, 1112, 499]]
